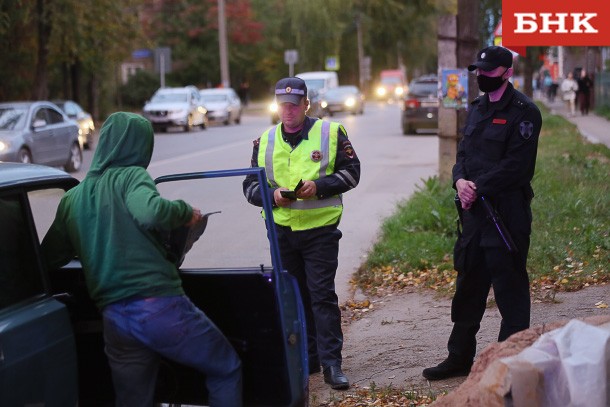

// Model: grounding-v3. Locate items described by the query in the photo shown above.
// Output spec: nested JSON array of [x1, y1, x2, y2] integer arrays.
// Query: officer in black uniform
[[243, 77, 360, 390], [423, 46, 542, 380]]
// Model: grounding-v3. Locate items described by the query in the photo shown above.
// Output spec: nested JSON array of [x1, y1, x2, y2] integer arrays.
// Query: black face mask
[[477, 68, 508, 93]]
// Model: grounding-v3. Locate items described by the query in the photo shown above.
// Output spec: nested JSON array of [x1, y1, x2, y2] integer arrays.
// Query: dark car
[[0, 101, 82, 172], [0, 163, 307, 406], [52, 100, 95, 149], [320, 85, 365, 116], [401, 75, 439, 135]]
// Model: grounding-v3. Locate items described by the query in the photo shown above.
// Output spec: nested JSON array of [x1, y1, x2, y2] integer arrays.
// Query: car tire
[[402, 118, 414, 135], [183, 116, 193, 132], [235, 113, 241, 125], [64, 142, 83, 173], [17, 148, 32, 164]]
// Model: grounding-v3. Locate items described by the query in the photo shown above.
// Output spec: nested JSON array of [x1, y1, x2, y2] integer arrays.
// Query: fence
[[594, 71, 610, 109]]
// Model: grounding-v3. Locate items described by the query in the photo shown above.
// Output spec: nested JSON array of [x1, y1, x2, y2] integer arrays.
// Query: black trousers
[[275, 224, 343, 369], [448, 229, 531, 364]]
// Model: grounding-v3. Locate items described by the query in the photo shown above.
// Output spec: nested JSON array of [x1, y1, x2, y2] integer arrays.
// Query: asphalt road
[[72, 102, 439, 303]]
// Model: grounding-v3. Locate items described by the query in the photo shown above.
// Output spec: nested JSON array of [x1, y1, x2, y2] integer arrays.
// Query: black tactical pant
[[448, 229, 531, 364], [275, 224, 344, 370]]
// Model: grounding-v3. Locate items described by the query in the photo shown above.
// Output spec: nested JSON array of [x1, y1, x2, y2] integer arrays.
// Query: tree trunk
[[32, 0, 51, 100]]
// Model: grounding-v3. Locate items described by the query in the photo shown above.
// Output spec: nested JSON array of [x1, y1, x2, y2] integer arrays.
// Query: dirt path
[[308, 284, 610, 405]]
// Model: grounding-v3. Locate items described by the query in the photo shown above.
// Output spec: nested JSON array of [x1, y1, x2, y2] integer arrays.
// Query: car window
[[0, 193, 45, 309], [409, 81, 438, 96], [0, 106, 28, 130], [63, 102, 79, 116], [151, 92, 188, 103], [46, 108, 65, 124], [28, 188, 66, 242], [33, 108, 47, 125]]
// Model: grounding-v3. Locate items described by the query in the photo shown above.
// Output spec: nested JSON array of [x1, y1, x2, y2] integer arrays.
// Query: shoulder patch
[[342, 140, 356, 159], [519, 121, 534, 139]]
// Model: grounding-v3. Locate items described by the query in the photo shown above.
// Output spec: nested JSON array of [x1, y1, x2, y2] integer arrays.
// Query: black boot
[[422, 357, 472, 380], [323, 365, 349, 390]]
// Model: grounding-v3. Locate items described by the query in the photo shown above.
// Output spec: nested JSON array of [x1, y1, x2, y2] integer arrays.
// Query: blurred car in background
[[199, 88, 242, 125], [52, 100, 95, 149], [269, 88, 325, 124], [401, 75, 439, 135], [375, 69, 406, 102], [320, 85, 365, 116], [143, 86, 208, 132], [0, 101, 82, 172]]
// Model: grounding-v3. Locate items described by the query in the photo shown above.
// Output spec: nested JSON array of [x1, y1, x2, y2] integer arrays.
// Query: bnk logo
[[503, 0, 610, 47]]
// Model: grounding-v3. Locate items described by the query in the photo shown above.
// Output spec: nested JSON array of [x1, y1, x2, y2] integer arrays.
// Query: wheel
[[235, 112, 241, 125], [17, 148, 32, 164], [64, 142, 83, 172], [183, 116, 193, 132]]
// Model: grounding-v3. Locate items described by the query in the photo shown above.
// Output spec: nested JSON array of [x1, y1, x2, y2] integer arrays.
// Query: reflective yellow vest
[[258, 119, 343, 231]]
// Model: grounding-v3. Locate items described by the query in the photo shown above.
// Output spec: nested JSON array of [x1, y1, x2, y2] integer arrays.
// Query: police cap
[[275, 77, 307, 105], [468, 46, 513, 72]]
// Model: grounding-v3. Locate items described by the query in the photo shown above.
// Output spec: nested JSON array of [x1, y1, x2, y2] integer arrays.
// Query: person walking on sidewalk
[[561, 72, 578, 116], [577, 69, 593, 115], [423, 46, 542, 381], [243, 77, 360, 390]]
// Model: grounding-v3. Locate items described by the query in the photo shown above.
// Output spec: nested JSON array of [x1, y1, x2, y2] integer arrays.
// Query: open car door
[[153, 167, 308, 407]]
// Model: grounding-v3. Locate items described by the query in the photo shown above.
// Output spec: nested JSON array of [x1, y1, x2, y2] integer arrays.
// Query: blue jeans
[[103, 295, 242, 407]]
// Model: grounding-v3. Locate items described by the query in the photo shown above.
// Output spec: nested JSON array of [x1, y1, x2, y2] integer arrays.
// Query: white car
[[199, 88, 242, 125], [143, 86, 208, 132]]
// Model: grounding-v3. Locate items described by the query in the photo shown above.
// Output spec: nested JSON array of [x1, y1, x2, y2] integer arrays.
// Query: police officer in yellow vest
[[243, 77, 360, 390]]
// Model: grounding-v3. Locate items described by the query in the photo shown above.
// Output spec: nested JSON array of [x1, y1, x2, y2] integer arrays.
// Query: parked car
[[401, 75, 439, 135], [0, 163, 308, 406], [0, 101, 82, 172], [142, 86, 208, 132], [270, 88, 325, 124], [199, 88, 242, 125], [320, 85, 365, 116], [52, 100, 95, 149]]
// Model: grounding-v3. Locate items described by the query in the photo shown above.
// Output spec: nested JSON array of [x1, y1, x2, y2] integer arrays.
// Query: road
[[72, 102, 439, 303]]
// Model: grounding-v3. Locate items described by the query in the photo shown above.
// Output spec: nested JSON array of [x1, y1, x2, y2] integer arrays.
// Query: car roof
[[0, 162, 78, 190], [0, 101, 52, 108], [155, 86, 197, 94], [200, 88, 234, 94]]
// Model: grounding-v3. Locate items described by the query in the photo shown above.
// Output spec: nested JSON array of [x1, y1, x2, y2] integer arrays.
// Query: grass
[[355, 103, 610, 299], [324, 104, 609, 407], [596, 104, 610, 121]]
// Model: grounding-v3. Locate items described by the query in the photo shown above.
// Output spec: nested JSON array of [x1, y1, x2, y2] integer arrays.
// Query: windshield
[[409, 82, 437, 97], [151, 92, 188, 103], [0, 107, 28, 130], [303, 79, 326, 91], [381, 77, 402, 85], [201, 94, 228, 103], [325, 87, 356, 98]]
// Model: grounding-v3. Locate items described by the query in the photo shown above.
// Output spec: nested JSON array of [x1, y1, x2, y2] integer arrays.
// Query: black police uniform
[[448, 81, 542, 365], [243, 115, 360, 376]]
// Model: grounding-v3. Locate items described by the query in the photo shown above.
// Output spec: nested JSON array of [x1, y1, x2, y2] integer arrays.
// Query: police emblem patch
[[342, 141, 355, 159], [519, 121, 534, 139], [310, 150, 323, 162], [285, 86, 292, 93]]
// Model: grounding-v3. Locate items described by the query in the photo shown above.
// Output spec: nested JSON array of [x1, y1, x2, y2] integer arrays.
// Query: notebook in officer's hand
[[164, 211, 221, 267]]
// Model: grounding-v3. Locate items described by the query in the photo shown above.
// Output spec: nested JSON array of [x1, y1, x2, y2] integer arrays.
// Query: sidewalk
[[538, 96, 610, 148]]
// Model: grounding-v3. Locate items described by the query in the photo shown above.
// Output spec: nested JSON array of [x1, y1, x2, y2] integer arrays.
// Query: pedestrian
[[41, 112, 242, 406], [543, 73, 553, 101], [243, 77, 360, 390], [577, 69, 593, 115], [561, 72, 578, 116], [423, 46, 542, 381]]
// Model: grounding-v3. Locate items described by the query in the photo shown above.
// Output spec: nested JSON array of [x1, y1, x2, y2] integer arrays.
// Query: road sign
[[326, 56, 339, 71], [285, 50, 299, 64]]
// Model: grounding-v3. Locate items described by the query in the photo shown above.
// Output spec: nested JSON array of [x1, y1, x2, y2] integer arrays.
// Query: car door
[[28, 106, 57, 164], [0, 187, 78, 406], [153, 167, 308, 407], [45, 106, 75, 164]]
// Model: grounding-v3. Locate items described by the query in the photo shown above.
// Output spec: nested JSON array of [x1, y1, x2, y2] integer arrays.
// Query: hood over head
[[89, 112, 154, 175]]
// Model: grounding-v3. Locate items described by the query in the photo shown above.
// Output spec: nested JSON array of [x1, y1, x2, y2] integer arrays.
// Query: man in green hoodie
[[42, 112, 242, 407]]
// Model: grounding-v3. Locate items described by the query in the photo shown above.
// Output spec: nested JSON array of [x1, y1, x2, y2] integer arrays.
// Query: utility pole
[[356, 13, 365, 90], [437, 0, 479, 183], [218, 0, 230, 88]]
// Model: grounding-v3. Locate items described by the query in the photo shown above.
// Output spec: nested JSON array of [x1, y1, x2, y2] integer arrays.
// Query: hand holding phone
[[279, 179, 304, 200]]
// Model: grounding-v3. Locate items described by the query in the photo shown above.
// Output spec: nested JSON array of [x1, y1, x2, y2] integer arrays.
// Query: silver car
[[52, 100, 95, 150], [143, 86, 208, 132], [200, 88, 242, 125], [0, 101, 82, 172]]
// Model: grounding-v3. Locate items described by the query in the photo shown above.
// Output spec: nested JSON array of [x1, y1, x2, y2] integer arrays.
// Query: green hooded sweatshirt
[[42, 112, 192, 309]]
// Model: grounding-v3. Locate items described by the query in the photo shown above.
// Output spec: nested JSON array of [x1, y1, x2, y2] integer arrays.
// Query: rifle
[[480, 195, 518, 254]]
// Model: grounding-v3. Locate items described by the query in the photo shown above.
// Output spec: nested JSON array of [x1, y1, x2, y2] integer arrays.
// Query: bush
[[118, 70, 160, 109]]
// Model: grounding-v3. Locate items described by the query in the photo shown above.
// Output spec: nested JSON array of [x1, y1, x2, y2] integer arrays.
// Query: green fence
[[595, 71, 610, 109]]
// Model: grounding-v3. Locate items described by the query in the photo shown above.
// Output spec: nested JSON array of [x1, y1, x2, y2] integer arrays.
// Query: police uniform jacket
[[243, 116, 360, 220], [452, 82, 542, 248]]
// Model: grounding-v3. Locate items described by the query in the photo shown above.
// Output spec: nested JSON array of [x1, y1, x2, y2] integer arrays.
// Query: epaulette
[[470, 96, 483, 105]]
